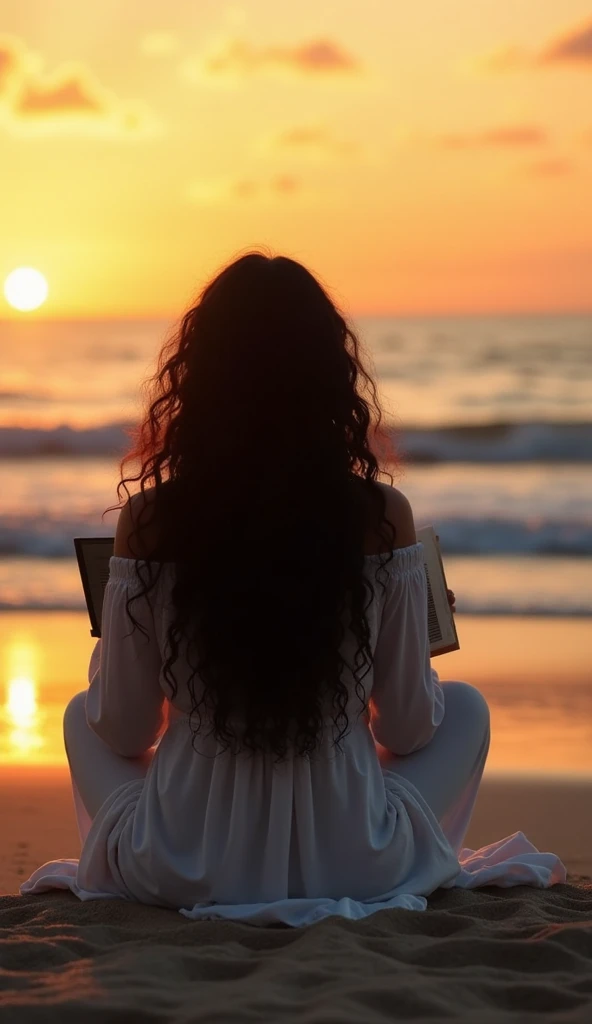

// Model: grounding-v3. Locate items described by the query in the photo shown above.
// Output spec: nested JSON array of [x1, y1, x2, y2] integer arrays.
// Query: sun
[[3, 267, 49, 312]]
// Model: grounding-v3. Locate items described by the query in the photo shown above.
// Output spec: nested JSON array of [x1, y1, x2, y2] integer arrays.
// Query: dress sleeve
[[368, 543, 445, 755], [85, 557, 166, 757]]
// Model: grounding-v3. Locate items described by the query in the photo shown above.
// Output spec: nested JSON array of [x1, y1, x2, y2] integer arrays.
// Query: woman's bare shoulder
[[363, 481, 417, 554], [113, 486, 160, 559], [113, 479, 417, 560]]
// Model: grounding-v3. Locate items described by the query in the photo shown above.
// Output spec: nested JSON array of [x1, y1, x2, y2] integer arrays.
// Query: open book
[[415, 526, 460, 656], [74, 526, 459, 655], [74, 538, 114, 639]]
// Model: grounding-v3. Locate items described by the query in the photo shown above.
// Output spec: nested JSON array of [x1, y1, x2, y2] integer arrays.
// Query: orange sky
[[0, 0, 591, 318]]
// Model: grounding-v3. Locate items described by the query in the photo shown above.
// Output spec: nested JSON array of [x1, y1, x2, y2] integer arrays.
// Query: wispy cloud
[[0, 37, 22, 90], [272, 174, 300, 193], [525, 158, 574, 177], [539, 19, 592, 65], [0, 34, 156, 136], [481, 18, 592, 72], [187, 173, 301, 205], [183, 36, 361, 83], [438, 125, 548, 149], [16, 69, 111, 117]]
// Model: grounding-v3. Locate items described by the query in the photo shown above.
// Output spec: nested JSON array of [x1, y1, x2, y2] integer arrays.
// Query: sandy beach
[[0, 879, 590, 1023]]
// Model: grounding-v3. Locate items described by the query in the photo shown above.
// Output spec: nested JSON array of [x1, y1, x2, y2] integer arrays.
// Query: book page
[[416, 526, 460, 656]]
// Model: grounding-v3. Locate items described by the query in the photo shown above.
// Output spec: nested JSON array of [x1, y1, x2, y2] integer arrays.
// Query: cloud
[[272, 173, 299, 193], [183, 36, 361, 83], [438, 125, 548, 149], [539, 18, 592, 65], [0, 34, 156, 136], [187, 173, 301, 205], [0, 37, 23, 90], [480, 18, 592, 72], [140, 32, 179, 57], [272, 125, 358, 158], [525, 158, 574, 177], [15, 68, 108, 116]]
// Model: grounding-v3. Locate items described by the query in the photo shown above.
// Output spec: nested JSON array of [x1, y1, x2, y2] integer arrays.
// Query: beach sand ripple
[[0, 880, 591, 1022]]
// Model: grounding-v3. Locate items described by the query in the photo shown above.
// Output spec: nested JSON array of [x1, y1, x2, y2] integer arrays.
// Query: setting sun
[[3, 267, 49, 312]]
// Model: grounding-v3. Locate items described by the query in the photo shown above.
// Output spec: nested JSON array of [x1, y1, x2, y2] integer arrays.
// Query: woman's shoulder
[[113, 485, 164, 560], [113, 478, 417, 561], [362, 480, 417, 555]]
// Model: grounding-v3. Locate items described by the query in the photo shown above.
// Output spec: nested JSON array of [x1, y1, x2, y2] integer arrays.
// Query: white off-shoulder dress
[[22, 544, 566, 924]]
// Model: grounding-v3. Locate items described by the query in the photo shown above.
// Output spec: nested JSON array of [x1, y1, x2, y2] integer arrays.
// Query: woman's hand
[[447, 589, 456, 614]]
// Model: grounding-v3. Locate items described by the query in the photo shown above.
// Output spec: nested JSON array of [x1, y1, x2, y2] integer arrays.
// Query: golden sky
[[0, 0, 591, 317]]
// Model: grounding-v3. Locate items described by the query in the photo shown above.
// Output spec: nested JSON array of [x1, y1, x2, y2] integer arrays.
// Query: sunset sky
[[0, 0, 591, 317]]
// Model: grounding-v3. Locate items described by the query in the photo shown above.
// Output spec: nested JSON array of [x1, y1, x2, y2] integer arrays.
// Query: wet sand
[[1, 612, 591, 770]]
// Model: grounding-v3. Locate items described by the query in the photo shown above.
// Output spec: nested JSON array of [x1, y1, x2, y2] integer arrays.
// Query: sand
[[1, 768, 592, 1021], [1, 876, 591, 1021]]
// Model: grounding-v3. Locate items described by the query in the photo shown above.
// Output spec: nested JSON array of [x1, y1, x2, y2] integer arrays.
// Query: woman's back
[[113, 475, 418, 734]]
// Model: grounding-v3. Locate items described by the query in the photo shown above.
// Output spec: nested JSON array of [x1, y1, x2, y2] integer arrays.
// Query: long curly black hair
[[107, 251, 396, 760]]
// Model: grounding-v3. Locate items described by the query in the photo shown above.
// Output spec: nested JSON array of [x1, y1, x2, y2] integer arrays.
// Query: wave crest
[[1, 420, 590, 462]]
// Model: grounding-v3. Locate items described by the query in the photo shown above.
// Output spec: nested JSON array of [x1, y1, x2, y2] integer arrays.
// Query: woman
[[23, 252, 565, 923]]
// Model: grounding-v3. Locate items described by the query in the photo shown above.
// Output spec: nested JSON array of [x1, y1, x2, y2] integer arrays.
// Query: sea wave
[[0, 420, 590, 462], [398, 421, 592, 463], [433, 518, 592, 556], [0, 513, 590, 558], [0, 422, 131, 457], [0, 518, 114, 558]]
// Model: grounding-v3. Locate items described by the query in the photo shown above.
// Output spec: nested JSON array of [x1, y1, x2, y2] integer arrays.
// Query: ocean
[[0, 312, 590, 618]]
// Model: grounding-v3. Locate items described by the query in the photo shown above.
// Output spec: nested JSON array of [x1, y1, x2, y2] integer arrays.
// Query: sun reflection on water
[[7, 677, 37, 726], [1, 639, 44, 759]]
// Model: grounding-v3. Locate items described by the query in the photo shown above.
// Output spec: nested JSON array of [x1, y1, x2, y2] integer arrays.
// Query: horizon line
[[1, 305, 592, 325]]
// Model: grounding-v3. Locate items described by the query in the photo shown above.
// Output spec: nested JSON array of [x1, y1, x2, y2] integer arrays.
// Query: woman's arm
[[367, 489, 445, 755], [85, 498, 166, 757]]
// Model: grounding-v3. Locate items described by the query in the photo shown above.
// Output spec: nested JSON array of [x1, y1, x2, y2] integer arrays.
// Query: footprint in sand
[[12, 840, 30, 878]]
